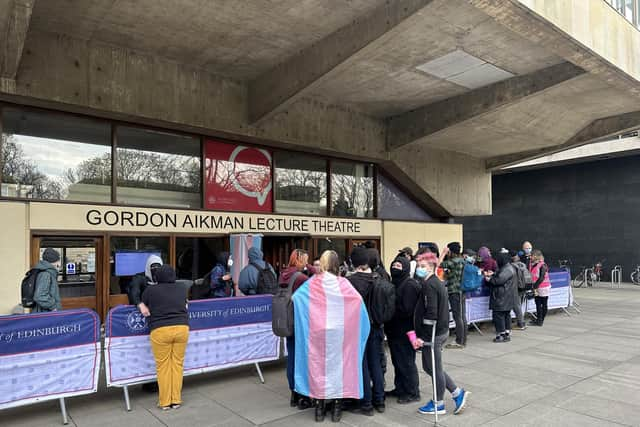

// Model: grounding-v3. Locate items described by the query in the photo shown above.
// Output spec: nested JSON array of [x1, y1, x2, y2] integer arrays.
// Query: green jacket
[[441, 256, 465, 294], [33, 260, 62, 312]]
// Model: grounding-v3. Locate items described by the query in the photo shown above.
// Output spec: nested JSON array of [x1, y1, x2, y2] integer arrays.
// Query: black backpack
[[21, 269, 41, 308], [272, 272, 302, 337], [367, 273, 396, 325], [252, 262, 278, 295]]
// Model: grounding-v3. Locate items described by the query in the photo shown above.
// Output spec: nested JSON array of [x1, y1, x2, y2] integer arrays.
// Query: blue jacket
[[238, 247, 275, 295], [33, 260, 62, 312]]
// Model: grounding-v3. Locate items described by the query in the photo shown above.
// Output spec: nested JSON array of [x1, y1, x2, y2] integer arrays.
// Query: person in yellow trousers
[[139, 264, 190, 411]]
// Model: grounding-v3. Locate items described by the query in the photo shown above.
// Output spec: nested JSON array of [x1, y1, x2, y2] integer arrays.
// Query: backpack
[[272, 272, 302, 337], [252, 262, 278, 295], [512, 261, 533, 291], [21, 269, 41, 308], [367, 273, 396, 325], [460, 263, 484, 292]]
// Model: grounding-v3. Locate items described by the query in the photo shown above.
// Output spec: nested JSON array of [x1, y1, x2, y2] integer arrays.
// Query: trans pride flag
[[292, 273, 370, 400]]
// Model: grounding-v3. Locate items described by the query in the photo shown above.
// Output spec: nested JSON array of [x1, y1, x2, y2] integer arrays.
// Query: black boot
[[331, 400, 342, 423], [290, 391, 299, 407], [315, 400, 326, 422], [298, 396, 312, 410]]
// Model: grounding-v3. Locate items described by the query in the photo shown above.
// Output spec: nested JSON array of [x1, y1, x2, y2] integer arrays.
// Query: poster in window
[[204, 140, 273, 212]]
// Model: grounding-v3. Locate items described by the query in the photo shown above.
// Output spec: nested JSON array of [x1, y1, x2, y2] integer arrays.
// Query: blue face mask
[[415, 267, 428, 278], [524, 248, 532, 255]]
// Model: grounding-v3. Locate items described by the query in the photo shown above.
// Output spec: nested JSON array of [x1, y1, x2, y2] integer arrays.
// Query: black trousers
[[492, 310, 511, 335], [448, 292, 467, 345], [535, 296, 549, 325], [388, 336, 420, 398]]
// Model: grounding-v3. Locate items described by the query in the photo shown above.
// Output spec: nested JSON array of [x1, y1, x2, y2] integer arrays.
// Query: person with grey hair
[[33, 248, 62, 312]]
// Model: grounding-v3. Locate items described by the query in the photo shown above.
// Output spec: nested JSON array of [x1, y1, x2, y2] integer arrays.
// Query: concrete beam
[[248, 0, 433, 124], [387, 61, 585, 150], [486, 111, 640, 170], [0, 0, 35, 82]]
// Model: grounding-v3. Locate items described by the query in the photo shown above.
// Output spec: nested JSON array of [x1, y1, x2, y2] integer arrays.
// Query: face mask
[[415, 267, 428, 278], [391, 268, 404, 278], [227, 259, 233, 268], [524, 248, 532, 255]]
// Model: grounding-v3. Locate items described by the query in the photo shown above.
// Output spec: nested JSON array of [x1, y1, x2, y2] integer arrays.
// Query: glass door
[[32, 236, 103, 318]]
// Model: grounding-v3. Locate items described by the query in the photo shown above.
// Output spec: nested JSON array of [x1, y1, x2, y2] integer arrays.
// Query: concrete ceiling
[[21, 0, 640, 162]]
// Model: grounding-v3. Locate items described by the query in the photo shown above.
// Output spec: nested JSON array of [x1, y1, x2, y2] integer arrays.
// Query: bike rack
[[611, 266, 622, 289]]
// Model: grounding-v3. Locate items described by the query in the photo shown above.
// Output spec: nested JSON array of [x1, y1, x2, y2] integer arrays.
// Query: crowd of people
[[25, 238, 554, 421]]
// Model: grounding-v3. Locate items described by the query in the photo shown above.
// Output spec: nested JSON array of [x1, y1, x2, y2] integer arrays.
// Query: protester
[[210, 252, 235, 298], [292, 250, 370, 423], [128, 255, 163, 307], [140, 265, 189, 411], [365, 246, 390, 389], [412, 252, 469, 416], [485, 253, 517, 343], [347, 246, 385, 415], [399, 246, 417, 277], [385, 256, 421, 404], [238, 247, 276, 295], [367, 247, 391, 282], [441, 242, 467, 349], [33, 248, 62, 312], [279, 249, 314, 410], [477, 246, 497, 272], [509, 250, 527, 330], [530, 249, 551, 327], [312, 258, 321, 271]]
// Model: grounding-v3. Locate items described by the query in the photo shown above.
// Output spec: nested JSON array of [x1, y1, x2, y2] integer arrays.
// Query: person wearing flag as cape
[[292, 250, 370, 423]]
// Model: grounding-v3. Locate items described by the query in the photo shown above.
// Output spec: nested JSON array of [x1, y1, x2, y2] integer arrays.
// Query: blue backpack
[[461, 263, 484, 292]]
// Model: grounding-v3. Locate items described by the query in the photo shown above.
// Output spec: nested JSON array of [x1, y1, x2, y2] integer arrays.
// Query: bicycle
[[572, 260, 605, 288], [630, 266, 640, 285]]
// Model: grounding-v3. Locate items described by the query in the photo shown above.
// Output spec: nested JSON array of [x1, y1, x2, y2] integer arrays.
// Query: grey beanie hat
[[42, 248, 60, 263]]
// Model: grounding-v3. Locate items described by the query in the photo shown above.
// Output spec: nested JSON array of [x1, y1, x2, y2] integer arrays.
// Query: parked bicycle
[[572, 260, 604, 288], [630, 265, 640, 285]]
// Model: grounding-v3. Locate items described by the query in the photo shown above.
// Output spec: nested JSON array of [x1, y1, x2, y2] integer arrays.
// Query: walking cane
[[422, 319, 439, 425]]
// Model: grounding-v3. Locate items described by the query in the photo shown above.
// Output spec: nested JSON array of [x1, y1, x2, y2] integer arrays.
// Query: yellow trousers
[[150, 324, 189, 407]]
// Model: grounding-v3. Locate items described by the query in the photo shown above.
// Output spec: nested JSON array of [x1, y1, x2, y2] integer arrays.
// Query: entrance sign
[[29, 202, 382, 237], [104, 295, 279, 387], [465, 271, 571, 323], [0, 309, 101, 410]]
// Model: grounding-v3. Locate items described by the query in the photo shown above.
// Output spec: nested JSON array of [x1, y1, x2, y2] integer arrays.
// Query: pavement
[[2, 284, 640, 427]]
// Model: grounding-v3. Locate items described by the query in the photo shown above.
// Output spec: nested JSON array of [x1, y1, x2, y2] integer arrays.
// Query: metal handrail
[[611, 265, 622, 288]]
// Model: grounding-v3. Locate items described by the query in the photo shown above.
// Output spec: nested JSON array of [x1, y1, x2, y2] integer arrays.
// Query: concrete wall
[[460, 155, 640, 279], [382, 220, 463, 268], [0, 30, 491, 216], [0, 201, 29, 314]]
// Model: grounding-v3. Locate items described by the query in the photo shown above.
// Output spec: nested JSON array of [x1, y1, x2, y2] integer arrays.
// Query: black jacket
[[347, 271, 379, 328], [414, 275, 449, 339], [384, 276, 420, 339], [487, 264, 517, 312]]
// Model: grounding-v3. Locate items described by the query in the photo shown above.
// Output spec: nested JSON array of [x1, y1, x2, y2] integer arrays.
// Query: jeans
[[286, 335, 295, 391], [362, 327, 385, 407], [421, 333, 457, 401], [512, 291, 525, 327], [492, 310, 511, 335], [535, 296, 549, 325], [448, 292, 467, 345], [388, 336, 420, 398]]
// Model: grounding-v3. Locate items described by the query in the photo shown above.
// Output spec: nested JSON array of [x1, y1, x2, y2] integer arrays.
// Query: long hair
[[288, 249, 308, 270], [319, 250, 340, 275]]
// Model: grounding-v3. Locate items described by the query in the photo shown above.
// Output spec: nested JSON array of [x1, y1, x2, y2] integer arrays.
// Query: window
[[1, 108, 111, 201], [175, 237, 227, 280], [204, 139, 273, 212], [274, 151, 327, 215], [116, 126, 201, 208], [377, 173, 433, 221], [109, 236, 170, 296], [330, 161, 374, 217]]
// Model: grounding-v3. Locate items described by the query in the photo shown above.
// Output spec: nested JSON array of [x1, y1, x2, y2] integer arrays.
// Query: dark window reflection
[[377, 173, 432, 221], [331, 161, 374, 218]]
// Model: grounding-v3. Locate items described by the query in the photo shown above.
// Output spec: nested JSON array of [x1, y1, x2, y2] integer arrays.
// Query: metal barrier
[[611, 265, 622, 288]]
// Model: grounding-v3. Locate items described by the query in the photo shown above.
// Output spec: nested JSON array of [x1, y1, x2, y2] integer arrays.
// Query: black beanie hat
[[447, 242, 461, 255], [350, 246, 370, 268], [154, 264, 176, 284], [42, 248, 60, 263]]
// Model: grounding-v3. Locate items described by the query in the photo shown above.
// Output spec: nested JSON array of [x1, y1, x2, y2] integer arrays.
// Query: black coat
[[384, 276, 420, 339], [487, 264, 517, 312]]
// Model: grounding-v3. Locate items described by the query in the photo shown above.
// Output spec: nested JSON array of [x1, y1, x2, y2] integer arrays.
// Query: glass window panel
[[2, 108, 111, 201], [175, 237, 227, 280], [377, 173, 433, 221], [116, 126, 201, 208], [330, 161, 374, 218], [40, 238, 97, 298], [274, 151, 327, 215], [109, 236, 170, 296]]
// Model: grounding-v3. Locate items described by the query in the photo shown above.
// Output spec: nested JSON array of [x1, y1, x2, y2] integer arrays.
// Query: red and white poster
[[204, 140, 273, 212]]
